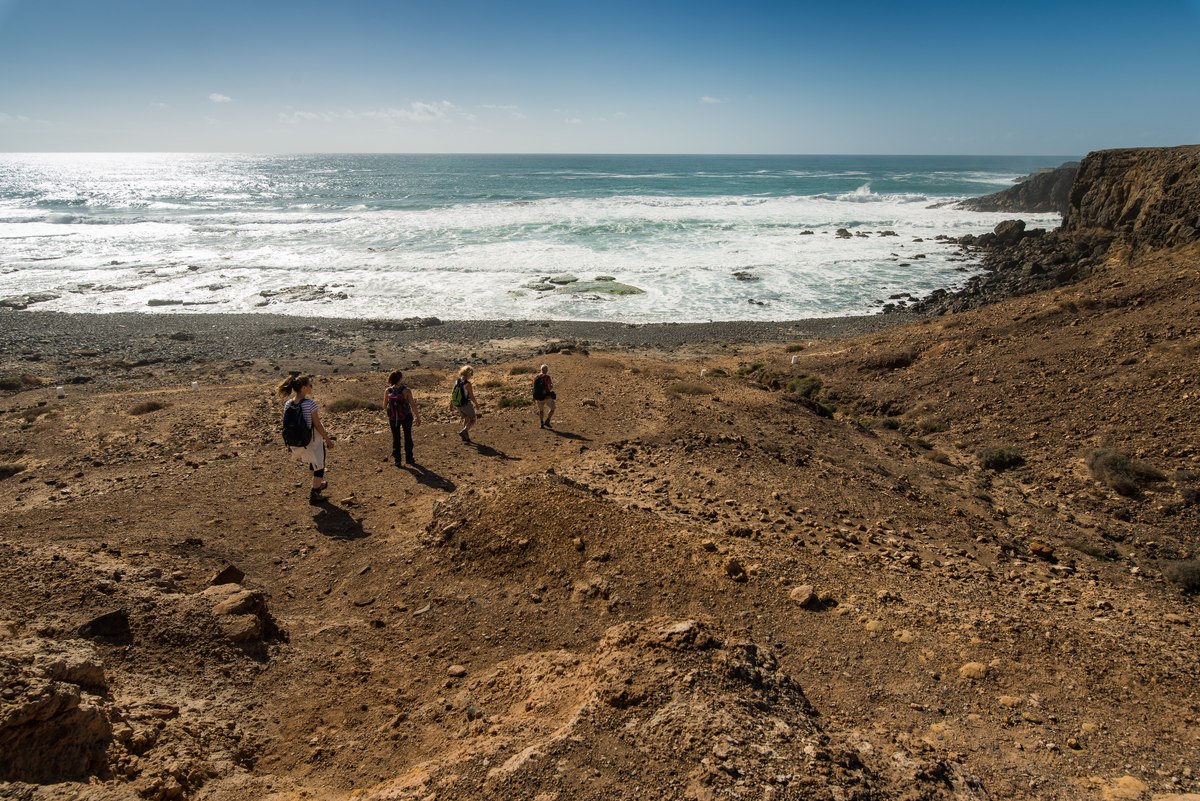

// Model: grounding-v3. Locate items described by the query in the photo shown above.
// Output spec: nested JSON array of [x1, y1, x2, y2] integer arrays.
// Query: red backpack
[[386, 386, 411, 425]]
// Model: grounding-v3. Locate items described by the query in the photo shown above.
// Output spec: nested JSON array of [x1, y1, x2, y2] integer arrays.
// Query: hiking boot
[[459, 430, 469, 442]]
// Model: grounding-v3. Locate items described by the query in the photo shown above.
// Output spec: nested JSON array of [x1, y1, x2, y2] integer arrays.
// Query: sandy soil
[[1, 243, 1198, 801]]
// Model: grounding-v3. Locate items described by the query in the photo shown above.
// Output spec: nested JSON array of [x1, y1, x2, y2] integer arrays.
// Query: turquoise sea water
[[0, 153, 1072, 321]]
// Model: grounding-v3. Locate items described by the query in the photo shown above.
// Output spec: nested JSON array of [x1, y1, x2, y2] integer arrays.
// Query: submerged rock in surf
[[557, 281, 645, 297]]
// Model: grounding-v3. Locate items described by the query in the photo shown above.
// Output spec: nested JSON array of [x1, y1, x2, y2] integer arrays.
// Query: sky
[[0, 0, 1198, 154]]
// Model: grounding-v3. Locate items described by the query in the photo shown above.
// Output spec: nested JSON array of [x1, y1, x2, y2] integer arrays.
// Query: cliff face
[[1065, 145, 1200, 248], [914, 145, 1200, 315], [959, 162, 1078, 215]]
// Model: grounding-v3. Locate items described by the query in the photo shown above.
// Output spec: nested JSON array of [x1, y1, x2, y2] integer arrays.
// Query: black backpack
[[532, 374, 549, 400], [282, 399, 313, 447]]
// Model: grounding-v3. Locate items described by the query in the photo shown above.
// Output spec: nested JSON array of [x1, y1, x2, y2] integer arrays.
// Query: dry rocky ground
[[1, 240, 1199, 801]]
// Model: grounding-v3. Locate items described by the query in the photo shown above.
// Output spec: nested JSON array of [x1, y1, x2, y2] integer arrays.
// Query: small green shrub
[[0, 463, 25, 480], [784, 343, 805, 353], [1163, 560, 1200, 594], [327, 397, 382, 413], [874, 417, 902, 430], [978, 447, 1025, 472], [1085, 448, 1164, 497], [670, 382, 713, 396], [130, 401, 167, 416], [498, 395, 532, 409], [479, 379, 505, 388], [784, 376, 821, 399], [924, 450, 951, 465], [507, 365, 537, 375]]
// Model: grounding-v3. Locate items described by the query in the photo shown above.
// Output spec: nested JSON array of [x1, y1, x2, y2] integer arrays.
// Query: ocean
[[0, 153, 1070, 322]]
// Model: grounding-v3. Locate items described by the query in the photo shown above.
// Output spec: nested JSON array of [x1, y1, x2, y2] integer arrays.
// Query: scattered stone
[[78, 609, 130, 640], [893, 629, 915, 644], [788, 584, 816, 607], [723, 557, 748, 582], [997, 695, 1023, 708], [1164, 613, 1189, 625], [218, 614, 262, 642], [1029, 541, 1056, 560], [211, 589, 265, 617], [209, 564, 245, 586], [1103, 775, 1149, 800], [863, 619, 885, 636], [447, 664, 468, 678], [835, 228, 852, 239], [958, 662, 988, 680]]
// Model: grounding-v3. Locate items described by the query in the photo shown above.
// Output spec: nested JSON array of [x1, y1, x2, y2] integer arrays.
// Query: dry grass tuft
[[978, 447, 1025, 472], [327, 397, 382, 413], [1085, 448, 1164, 497], [130, 400, 167, 416]]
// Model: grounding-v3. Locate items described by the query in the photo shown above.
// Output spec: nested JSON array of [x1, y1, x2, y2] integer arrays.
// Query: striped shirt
[[293, 398, 317, 428]]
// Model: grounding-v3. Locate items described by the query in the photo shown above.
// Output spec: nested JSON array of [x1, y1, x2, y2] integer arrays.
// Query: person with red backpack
[[532, 364, 556, 429], [385, 370, 421, 466]]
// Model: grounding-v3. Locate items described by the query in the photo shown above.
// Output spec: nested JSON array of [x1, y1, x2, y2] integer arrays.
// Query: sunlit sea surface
[[0, 153, 1069, 321]]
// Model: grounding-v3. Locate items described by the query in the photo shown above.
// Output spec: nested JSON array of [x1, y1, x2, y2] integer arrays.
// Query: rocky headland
[[912, 144, 1200, 315], [2, 145, 1199, 801]]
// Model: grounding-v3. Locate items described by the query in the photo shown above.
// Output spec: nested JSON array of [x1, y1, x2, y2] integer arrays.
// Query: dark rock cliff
[[1065, 145, 1200, 249], [911, 144, 1200, 315], [959, 162, 1079, 215]]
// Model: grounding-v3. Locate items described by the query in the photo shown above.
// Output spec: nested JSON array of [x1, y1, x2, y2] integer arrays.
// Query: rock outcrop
[[959, 161, 1079, 215], [1065, 144, 1200, 249], [915, 144, 1200, 314]]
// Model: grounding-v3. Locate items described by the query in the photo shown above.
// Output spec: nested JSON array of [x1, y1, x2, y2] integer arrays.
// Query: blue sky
[[0, 0, 1197, 154]]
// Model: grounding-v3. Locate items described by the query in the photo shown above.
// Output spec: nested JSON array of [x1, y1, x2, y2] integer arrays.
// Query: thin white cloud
[[700, 96, 722, 104], [483, 104, 526, 120], [151, 102, 170, 109], [279, 101, 475, 125], [208, 93, 232, 104], [564, 117, 583, 125]]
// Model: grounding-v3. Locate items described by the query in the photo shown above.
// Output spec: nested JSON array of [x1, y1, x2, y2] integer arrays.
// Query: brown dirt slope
[[1, 256, 1199, 798]]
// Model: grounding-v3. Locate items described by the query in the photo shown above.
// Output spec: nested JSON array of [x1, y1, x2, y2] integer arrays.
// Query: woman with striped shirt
[[278, 373, 336, 503]]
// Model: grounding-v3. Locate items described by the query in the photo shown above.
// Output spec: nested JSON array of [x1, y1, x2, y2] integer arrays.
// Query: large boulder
[[0, 639, 113, 782]]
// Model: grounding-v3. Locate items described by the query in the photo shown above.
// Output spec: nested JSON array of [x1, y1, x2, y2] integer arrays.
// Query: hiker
[[278, 373, 335, 503], [451, 365, 478, 443], [533, 364, 556, 428], [385, 370, 421, 466]]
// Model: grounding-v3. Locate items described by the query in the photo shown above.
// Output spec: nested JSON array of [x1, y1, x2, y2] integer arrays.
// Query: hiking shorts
[[457, 401, 476, 420], [537, 397, 556, 414]]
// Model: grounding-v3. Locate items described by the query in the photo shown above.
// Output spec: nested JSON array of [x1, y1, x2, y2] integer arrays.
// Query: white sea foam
[[0, 153, 1071, 322], [0, 190, 1060, 322]]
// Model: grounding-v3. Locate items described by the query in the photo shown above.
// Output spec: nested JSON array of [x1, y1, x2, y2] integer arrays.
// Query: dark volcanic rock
[[912, 145, 1200, 316], [959, 162, 1079, 215], [1065, 145, 1200, 250], [78, 609, 131, 640]]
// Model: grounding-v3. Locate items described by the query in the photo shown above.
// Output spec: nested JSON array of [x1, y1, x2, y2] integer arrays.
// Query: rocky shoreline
[[0, 308, 914, 389]]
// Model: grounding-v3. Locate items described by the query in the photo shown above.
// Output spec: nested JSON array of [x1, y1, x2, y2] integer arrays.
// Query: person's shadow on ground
[[549, 428, 590, 442], [472, 442, 521, 461], [404, 462, 456, 492], [311, 499, 370, 541]]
